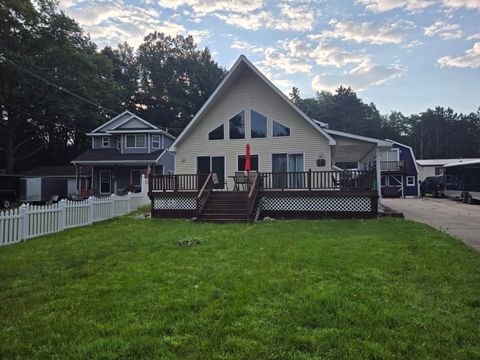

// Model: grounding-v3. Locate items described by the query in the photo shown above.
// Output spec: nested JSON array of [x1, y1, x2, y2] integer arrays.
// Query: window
[[152, 135, 161, 148], [406, 176, 415, 186], [238, 155, 259, 171], [273, 120, 290, 137], [131, 169, 143, 187], [229, 111, 245, 139], [102, 137, 110, 147], [125, 134, 146, 148], [251, 110, 267, 138], [209, 124, 224, 140]]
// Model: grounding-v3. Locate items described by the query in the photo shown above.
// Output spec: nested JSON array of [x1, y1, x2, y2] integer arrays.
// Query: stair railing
[[245, 172, 260, 219], [196, 173, 213, 218]]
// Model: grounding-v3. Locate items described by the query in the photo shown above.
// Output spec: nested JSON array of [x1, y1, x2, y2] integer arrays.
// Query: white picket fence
[[0, 176, 150, 246]]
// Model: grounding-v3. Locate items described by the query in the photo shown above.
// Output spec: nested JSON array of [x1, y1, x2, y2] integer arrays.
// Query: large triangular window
[[229, 111, 245, 139], [273, 120, 290, 137], [208, 124, 224, 140]]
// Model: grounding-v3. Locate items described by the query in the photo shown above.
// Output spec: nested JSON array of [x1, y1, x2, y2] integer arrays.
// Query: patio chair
[[212, 172, 226, 190], [233, 171, 248, 191]]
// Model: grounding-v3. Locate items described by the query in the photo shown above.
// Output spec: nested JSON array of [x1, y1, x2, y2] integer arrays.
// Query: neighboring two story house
[[379, 140, 419, 198], [72, 111, 175, 195]]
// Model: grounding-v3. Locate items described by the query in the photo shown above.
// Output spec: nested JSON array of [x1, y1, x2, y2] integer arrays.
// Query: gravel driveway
[[382, 197, 480, 251]]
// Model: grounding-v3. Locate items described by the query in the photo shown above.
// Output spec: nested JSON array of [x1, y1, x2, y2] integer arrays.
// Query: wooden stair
[[198, 191, 257, 222]]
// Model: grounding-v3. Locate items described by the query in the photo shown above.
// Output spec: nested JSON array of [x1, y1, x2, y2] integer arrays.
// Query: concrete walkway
[[382, 197, 480, 251]]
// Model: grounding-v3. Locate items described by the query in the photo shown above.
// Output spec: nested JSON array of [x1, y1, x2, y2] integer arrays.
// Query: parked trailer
[[444, 160, 480, 204], [19, 177, 68, 203]]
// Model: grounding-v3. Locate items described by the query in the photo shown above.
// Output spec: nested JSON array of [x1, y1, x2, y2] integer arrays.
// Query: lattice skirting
[[153, 196, 196, 210], [260, 195, 372, 212]]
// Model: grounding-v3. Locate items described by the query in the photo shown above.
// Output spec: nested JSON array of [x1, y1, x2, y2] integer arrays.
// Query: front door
[[99, 170, 111, 194]]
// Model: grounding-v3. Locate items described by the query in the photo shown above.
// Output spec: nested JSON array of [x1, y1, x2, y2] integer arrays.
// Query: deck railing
[[379, 160, 406, 172], [245, 172, 260, 218], [150, 170, 376, 192], [259, 170, 375, 191], [196, 173, 213, 218]]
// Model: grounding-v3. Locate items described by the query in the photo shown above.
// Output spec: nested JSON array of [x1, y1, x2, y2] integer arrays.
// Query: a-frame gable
[[89, 111, 158, 134], [170, 55, 335, 152]]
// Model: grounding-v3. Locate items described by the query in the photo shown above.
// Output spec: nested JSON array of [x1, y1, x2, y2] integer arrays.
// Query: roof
[[416, 158, 480, 166], [88, 110, 176, 140], [72, 149, 166, 164], [325, 129, 392, 147], [444, 159, 480, 168], [169, 55, 336, 152], [385, 139, 419, 173], [19, 166, 92, 177]]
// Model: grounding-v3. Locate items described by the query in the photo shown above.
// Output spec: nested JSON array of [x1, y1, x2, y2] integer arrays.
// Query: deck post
[[375, 148, 382, 203], [308, 169, 312, 191], [75, 165, 80, 194]]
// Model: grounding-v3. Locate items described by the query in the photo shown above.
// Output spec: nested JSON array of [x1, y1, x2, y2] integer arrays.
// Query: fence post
[[19, 204, 27, 241], [58, 199, 66, 231], [308, 169, 312, 191], [87, 197, 94, 224], [110, 194, 115, 218], [127, 192, 131, 213]]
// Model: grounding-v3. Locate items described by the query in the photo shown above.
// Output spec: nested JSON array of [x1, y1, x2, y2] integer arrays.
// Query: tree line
[[1, 0, 479, 173]]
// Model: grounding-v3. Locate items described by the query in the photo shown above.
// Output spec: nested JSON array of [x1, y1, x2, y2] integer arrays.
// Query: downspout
[[375, 147, 382, 206]]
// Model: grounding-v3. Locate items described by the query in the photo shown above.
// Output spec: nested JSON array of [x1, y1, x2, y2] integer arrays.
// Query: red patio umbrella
[[245, 143, 251, 172]]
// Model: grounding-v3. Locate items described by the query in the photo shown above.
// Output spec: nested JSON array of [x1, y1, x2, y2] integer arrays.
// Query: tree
[[0, 0, 122, 172]]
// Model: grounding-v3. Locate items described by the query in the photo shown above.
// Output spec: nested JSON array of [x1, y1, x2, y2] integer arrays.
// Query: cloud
[[311, 59, 406, 92], [424, 20, 463, 40], [356, 0, 435, 13], [272, 79, 294, 94], [156, 0, 263, 14], [214, 3, 317, 32], [441, 0, 480, 10], [282, 38, 368, 68], [438, 42, 480, 68], [322, 19, 415, 45], [467, 33, 480, 40], [260, 47, 313, 74]]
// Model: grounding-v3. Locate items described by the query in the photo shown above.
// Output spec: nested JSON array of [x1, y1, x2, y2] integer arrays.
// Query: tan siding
[[175, 67, 331, 187]]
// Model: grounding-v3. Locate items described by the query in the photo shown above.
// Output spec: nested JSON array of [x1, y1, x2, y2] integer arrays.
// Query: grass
[[1, 215, 479, 359]]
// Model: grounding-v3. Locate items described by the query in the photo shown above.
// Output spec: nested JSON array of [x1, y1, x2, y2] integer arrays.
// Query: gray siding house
[[72, 111, 175, 195]]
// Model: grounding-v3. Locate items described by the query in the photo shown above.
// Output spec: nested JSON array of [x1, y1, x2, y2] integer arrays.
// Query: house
[[72, 111, 175, 195], [149, 55, 391, 221], [379, 140, 419, 198], [417, 158, 480, 181], [19, 166, 92, 196]]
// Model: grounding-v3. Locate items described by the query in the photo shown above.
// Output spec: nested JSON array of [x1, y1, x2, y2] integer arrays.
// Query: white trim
[[444, 159, 480, 168], [99, 170, 111, 194], [385, 139, 419, 173], [90, 110, 134, 134], [109, 113, 158, 131], [169, 55, 335, 152], [327, 129, 392, 147], [125, 134, 146, 149], [406, 176, 415, 186], [106, 129, 175, 139], [102, 136, 110, 148]]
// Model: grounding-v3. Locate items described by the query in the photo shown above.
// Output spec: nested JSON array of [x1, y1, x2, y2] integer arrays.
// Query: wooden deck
[[149, 170, 378, 221]]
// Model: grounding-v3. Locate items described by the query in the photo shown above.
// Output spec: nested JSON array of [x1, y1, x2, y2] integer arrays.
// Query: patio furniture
[[233, 171, 249, 191]]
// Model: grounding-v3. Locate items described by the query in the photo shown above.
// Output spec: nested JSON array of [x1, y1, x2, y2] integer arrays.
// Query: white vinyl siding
[[174, 66, 331, 189]]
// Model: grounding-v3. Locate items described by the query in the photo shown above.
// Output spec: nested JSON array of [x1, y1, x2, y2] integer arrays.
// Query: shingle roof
[[72, 149, 165, 163], [19, 166, 92, 177], [416, 158, 480, 166]]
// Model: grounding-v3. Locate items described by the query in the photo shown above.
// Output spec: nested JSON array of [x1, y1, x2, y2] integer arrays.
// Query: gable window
[[125, 134, 146, 148], [229, 111, 245, 139], [102, 137, 110, 147], [238, 155, 259, 171], [273, 120, 290, 137], [251, 110, 267, 138], [152, 135, 161, 149], [209, 124, 224, 140], [406, 176, 415, 186]]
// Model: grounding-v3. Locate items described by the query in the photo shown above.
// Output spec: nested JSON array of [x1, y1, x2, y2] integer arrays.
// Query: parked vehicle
[[420, 176, 445, 197], [444, 160, 480, 204], [0, 175, 20, 208], [19, 177, 67, 203]]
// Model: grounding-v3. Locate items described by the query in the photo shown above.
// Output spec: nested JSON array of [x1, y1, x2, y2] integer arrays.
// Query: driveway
[[382, 197, 480, 251]]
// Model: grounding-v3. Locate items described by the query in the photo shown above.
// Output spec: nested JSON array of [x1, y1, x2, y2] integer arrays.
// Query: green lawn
[[1, 215, 479, 359]]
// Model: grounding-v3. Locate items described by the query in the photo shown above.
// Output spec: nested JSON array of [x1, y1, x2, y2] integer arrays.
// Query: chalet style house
[[148, 55, 393, 221]]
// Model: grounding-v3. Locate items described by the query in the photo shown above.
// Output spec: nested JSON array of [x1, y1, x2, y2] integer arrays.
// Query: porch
[[149, 170, 378, 221]]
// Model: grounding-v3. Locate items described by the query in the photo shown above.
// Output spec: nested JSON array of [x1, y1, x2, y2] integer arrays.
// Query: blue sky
[[60, 0, 480, 115]]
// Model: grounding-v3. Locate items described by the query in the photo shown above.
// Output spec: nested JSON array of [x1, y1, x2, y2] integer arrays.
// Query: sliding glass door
[[197, 156, 225, 189], [272, 153, 304, 189]]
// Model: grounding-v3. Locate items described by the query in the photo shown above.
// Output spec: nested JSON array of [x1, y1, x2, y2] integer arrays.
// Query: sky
[[59, 0, 480, 116]]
